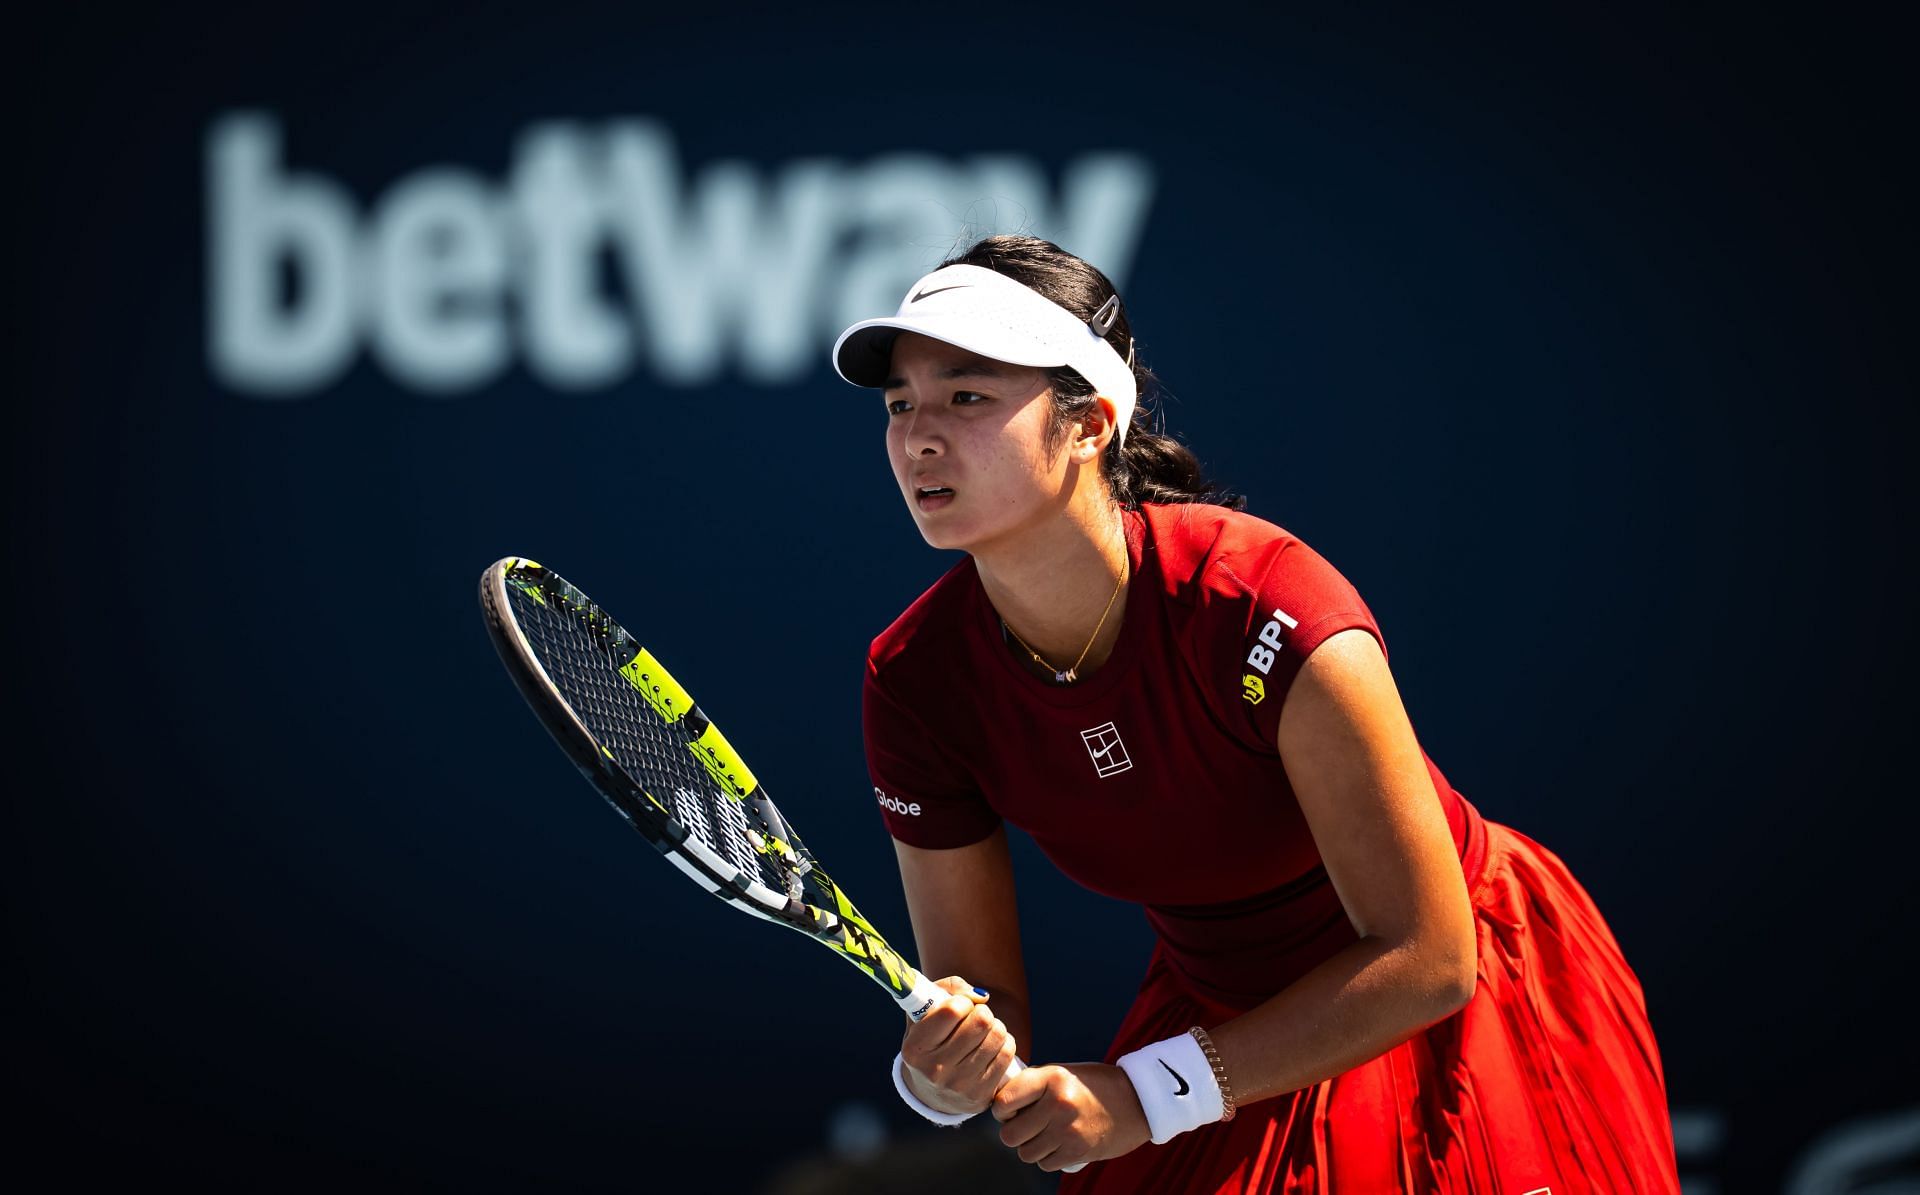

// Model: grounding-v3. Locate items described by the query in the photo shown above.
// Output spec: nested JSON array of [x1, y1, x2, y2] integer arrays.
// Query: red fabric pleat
[[1061, 822, 1679, 1194]]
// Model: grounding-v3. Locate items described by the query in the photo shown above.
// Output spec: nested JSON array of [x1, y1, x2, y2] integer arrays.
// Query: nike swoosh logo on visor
[[1158, 1059, 1190, 1097], [909, 284, 968, 303]]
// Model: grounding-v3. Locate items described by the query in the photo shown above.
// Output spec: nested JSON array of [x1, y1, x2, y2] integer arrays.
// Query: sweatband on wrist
[[891, 1051, 979, 1126], [1115, 1029, 1227, 1144]]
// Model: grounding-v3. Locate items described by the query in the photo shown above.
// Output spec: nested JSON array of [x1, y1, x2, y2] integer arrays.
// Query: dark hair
[[939, 235, 1244, 511]]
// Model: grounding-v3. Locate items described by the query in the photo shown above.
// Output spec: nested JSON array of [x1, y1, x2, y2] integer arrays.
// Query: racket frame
[[480, 557, 942, 1021]]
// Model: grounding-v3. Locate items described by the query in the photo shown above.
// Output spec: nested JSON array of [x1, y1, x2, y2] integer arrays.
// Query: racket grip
[[898, 975, 1082, 1183], [899, 970, 948, 1022], [902, 976, 1087, 1175], [1002, 1058, 1089, 1175]]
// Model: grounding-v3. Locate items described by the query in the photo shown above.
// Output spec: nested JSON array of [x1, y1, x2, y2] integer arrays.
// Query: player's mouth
[[914, 484, 956, 512]]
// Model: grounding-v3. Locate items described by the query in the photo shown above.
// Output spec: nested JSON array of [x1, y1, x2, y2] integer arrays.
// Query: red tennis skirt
[[1062, 821, 1679, 1194]]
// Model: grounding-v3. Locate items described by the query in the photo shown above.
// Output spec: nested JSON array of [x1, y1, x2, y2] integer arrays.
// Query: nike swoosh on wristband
[[909, 284, 968, 303], [1159, 1059, 1190, 1097]]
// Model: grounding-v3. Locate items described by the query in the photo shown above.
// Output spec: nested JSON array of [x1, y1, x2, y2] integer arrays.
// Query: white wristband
[[1116, 1031, 1226, 1144], [891, 1051, 979, 1126]]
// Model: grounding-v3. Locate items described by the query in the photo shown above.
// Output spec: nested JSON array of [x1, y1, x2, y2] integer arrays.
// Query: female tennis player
[[831, 235, 1679, 1192]]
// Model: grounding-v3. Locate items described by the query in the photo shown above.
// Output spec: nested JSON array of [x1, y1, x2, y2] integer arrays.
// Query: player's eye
[[952, 391, 988, 405], [885, 398, 911, 416]]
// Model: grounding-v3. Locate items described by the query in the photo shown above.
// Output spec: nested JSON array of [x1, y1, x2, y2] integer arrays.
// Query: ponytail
[[939, 235, 1243, 511], [1110, 426, 1246, 511]]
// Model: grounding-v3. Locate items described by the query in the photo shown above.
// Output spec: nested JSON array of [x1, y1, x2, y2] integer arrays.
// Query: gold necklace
[[1002, 556, 1128, 685]]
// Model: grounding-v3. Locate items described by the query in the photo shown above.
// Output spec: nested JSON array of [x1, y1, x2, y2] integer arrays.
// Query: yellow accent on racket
[[620, 648, 695, 721], [690, 721, 758, 798]]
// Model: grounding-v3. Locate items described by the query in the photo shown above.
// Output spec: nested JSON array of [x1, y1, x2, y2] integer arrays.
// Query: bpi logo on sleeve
[[1080, 722, 1133, 778], [1244, 607, 1300, 675]]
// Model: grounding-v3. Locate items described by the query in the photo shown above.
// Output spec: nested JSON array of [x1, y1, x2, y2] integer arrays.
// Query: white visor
[[832, 264, 1138, 442]]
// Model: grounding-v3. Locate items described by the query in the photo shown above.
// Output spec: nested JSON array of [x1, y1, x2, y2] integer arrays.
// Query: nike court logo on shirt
[[1080, 721, 1134, 777]]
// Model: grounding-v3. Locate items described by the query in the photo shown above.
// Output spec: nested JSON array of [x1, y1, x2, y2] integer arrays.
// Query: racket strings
[[510, 586, 796, 896], [490, 561, 930, 1004]]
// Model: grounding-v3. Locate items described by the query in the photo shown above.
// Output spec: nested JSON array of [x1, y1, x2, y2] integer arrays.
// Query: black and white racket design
[[481, 557, 1083, 1168], [480, 556, 950, 1017]]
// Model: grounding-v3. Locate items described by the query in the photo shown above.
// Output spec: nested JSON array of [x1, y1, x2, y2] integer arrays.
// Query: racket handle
[[899, 970, 948, 1021], [901, 973, 1086, 1174], [1005, 1059, 1086, 1175]]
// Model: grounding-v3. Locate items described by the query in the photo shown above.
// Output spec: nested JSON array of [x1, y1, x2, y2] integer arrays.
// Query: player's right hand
[[900, 975, 1018, 1117]]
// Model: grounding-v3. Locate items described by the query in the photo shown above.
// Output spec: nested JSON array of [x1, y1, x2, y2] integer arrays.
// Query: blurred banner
[[206, 114, 1153, 394], [17, 6, 1912, 1193]]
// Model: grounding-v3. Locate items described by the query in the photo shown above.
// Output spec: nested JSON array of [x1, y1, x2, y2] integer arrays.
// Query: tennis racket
[[479, 556, 1071, 1157]]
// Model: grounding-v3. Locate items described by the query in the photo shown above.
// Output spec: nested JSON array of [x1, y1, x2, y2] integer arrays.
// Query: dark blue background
[[16, 5, 1912, 1191]]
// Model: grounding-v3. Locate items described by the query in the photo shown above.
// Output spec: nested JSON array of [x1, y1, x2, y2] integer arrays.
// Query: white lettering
[[208, 113, 357, 396], [511, 124, 634, 389], [874, 788, 922, 817], [1784, 1107, 1920, 1195], [829, 152, 962, 339], [1246, 606, 1300, 674], [1056, 153, 1156, 287], [206, 113, 1157, 397], [366, 169, 508, 393], [605, 122, 846, 385]]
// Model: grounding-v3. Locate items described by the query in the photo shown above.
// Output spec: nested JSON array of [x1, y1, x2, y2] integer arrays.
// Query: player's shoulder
[[1141, 501, 1306, 607], [867, 556, 979, 679]]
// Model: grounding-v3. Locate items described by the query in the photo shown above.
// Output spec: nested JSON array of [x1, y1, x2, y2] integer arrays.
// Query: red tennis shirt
[[863, 502, 1484, 1008]]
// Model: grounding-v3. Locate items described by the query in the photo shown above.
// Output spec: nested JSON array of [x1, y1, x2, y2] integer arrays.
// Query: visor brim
[[833, 315, 1078, 389]]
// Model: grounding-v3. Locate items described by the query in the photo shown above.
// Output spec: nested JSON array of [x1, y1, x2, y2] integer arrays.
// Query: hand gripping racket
[[480, 556, 1075, 1161]]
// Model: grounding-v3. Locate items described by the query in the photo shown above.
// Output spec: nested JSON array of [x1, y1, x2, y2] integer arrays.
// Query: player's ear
[[1071, 397, 1119, 463]]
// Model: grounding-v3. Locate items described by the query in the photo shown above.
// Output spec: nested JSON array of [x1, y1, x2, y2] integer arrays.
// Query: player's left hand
[[990, 1061, 1151, 1172]]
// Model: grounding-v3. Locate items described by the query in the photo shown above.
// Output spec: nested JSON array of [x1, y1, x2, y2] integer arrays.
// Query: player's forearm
[[1208, 933, 1474, 1105]]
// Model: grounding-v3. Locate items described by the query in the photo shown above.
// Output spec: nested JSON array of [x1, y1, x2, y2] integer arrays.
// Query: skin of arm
[[1204, 626, 1479, 1093], [893, 826, 1032, 1116], [991, 627, 1480, 1170]]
